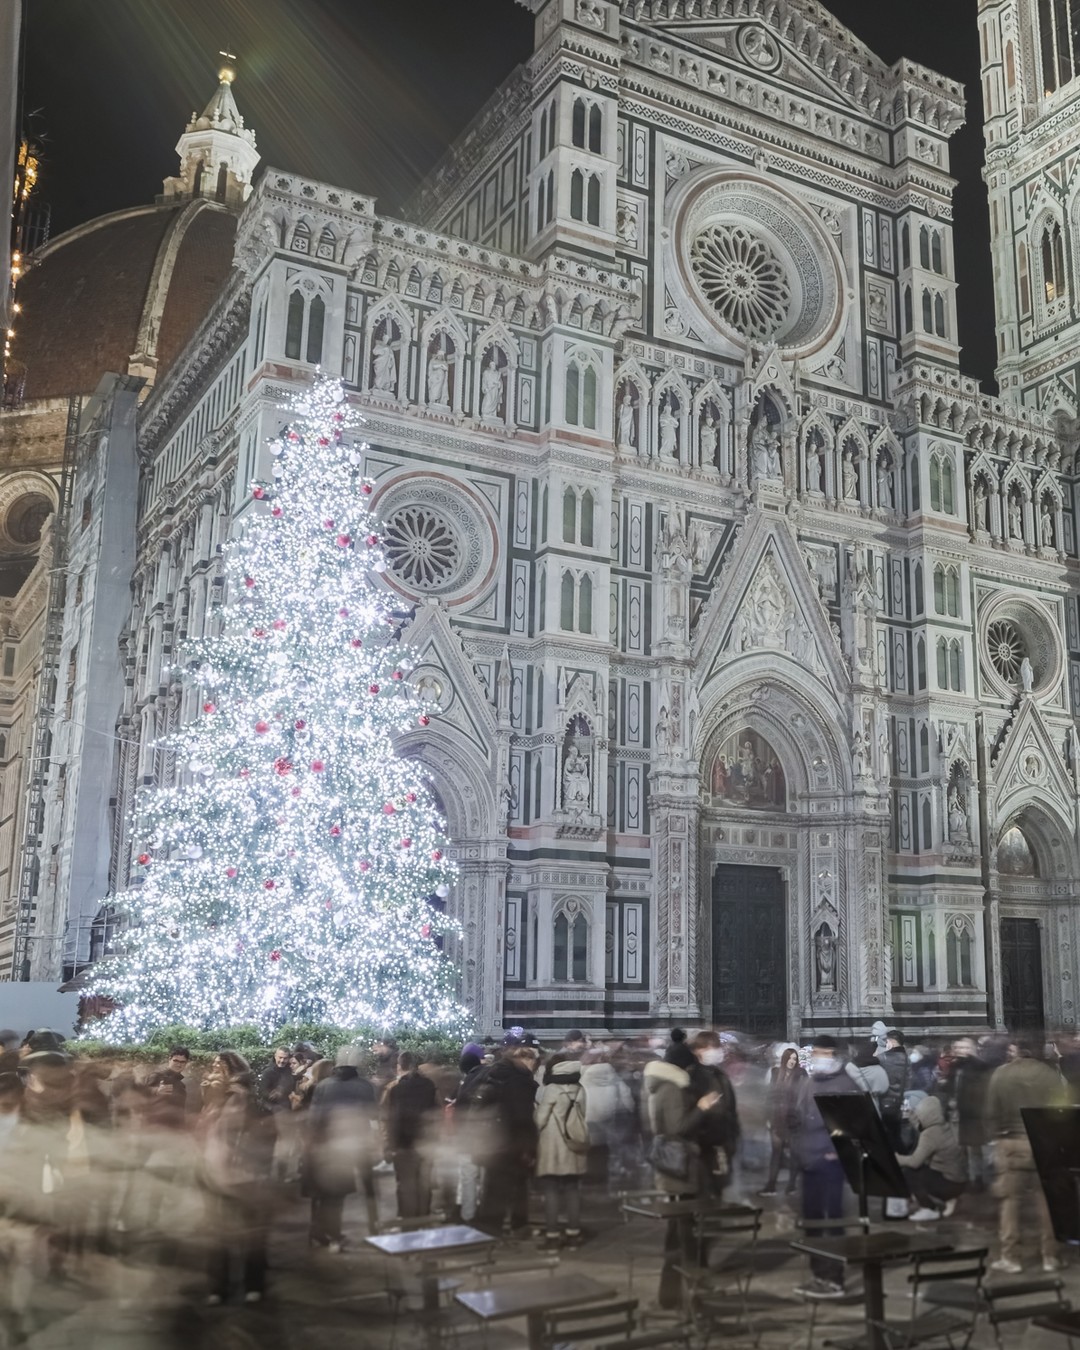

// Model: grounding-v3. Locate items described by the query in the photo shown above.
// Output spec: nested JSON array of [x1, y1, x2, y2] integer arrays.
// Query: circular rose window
[[979, 596, 1062, 697], [986, 619, 1026, 683], [384, 507, 460, 590], [373, 475, 497, 606], [690, 225, 793, 342]]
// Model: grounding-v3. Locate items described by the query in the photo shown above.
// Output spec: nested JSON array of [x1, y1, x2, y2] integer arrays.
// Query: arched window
[[586, 173, 601, 226], [903, 286, 913, 334], [565, 361, 580, 424], [305, 295, 325, 365], [192, 160, 204, 197], [285, 291, 304, 360], [1018, 242, 1031, 315], [919, 225, 931, 269], [950, 640, 962, 691], [539, 105, 550, 161], [290, 221, 311, 254], [553, 911, 588, 981], [929, 451, 955, 513], [560, 572, 576, 630], [1038, 0, 1080, 93], [570, 169, 585, 221], [936, 638, 949, 690], [565, 354, 598, 430], [946, 922, 974, 987], [916, 635, 927, 689], [562, 488, 577, 543], [901, 222, 911, 270], [578, 575, 592, 633], [544, 171, 554, 225], [934, 292, 947, 337], [1006, 40, 1016, 89], [538, 571, 546, 630], [1041, 221, 1067, 303], [572, 98, 586, 149], [580, 490, 594, 547], [920, 724, 930, 771], [588, 103, 602, 153], [582, 365, 597, 428], [215, 162, 229, 203], [931, 232, 943, 274], [922, 289, 933, 334], [553, 912, 569, 980]]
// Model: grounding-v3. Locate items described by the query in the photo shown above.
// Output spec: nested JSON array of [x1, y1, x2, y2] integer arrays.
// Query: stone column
[[452, 847, 509, 1037]]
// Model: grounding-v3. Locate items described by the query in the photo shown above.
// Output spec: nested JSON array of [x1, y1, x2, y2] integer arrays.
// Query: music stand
[[815, 1093, 909, 1221], [1022, 1106, 1080, 1245]]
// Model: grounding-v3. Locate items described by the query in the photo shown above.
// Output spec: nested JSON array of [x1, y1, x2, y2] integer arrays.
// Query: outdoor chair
[[1032, 1307, 1080, 1346], [790, 1218, 872, 1350], [536, 1297, 639, 1348], [848, 1246, 990, 1350]]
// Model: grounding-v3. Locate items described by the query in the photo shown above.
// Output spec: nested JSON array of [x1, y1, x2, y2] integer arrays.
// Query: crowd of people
[[0, 1020, 1071, 1319]]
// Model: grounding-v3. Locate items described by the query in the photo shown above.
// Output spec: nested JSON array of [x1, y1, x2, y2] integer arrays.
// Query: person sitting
[[896, 1094, 965, 1221]]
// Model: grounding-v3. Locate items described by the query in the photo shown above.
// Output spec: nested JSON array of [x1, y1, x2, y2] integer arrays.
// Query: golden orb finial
[[218, 48, 237, 84]]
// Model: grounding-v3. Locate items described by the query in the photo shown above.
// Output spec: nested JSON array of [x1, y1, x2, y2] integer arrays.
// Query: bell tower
[[980, 0, 1080, 420], [162, 54, 259, 210]]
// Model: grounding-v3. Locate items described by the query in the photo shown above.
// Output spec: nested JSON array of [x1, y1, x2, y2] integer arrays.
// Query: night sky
[[21, 0, 994, 386]]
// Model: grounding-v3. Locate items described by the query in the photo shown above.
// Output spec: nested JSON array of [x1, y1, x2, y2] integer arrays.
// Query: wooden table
[[790, 1231, 953, 1350], [365, 1224, 495, 1312], [456, 1272, 616, 1349]]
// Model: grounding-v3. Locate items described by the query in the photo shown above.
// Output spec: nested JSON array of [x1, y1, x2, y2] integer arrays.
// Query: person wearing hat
[[304, 1045, 377, 1250]]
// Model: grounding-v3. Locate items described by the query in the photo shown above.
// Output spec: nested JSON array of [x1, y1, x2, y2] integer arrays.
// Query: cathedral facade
[[4, 0, 1080, 1040]]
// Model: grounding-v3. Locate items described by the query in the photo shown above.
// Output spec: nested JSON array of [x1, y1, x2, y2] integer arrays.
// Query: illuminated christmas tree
[[89, 375, 462, 1038]]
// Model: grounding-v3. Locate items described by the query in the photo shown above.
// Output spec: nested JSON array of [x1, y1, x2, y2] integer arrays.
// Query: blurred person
[[938, 1037, 991, 1187], [290, 1056, 333, 1114], [370, 1037, 399, 1096], [580, 1046, 634, 1188], [562, 1028, 588, 1056], [381, 1051, 437, 1219], [160, 1046, 201, 1115], [0, 1030, 20, 1075], [897, 1094, 965, 1220], [12, 1050, 79, 1280], [643, 1030, 723, 1309], [452, 1043, 485, 1221], [199, 1051, 275, 1305], [790, 1035, 861, 1298], [760, 1046, 804, 1196], [986, 1037, 1065, 1274], [878, 1029, 910, 1216], [472, 1045, 539, 1237], [261, 1046, 297, 1181], [418, 1046, 461, 1219], [908, 1045, 939, 1094], [687, 1030, 739, 1194], [534, 1056, 589, 1251], [846, 1039, 889, 1109], [305, 1045, 377, 1250]]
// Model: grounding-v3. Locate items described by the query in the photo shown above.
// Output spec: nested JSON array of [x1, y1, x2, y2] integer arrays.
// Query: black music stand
[[815, 1093, 909, 1220], [1022, 1106, 1080, 1245]]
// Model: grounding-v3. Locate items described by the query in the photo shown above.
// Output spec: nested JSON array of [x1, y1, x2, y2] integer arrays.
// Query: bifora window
[[1039, 0, 1080, 93]]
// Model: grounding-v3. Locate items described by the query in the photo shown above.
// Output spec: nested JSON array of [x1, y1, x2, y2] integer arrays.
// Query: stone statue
[[805, 437, 824, 493], [877, 460, 894, 510], [617, 389, 637, 451], [1008, 493, 1023, 539], [1020, 655, 1034, 693], [699, 414, 717, 469], [658, 397, 678, 458], [815, 926, 837, 992], [426, 343, 450, 407], [372, 329, 400, 392], [947, 784, 969, 841], [973, 481, 988, 532], [1041, 499, 1054, 549], [750, 420, 781, 481], [852, 730, 869, 779], [562, 742, 591, 810], [654, 707, 669, 753], [841, 449, 857, 500], [480, 357, 504, 420]]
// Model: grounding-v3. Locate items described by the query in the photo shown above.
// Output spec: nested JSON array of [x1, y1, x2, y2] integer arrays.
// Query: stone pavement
[[7, 1170, 1079, 1349]]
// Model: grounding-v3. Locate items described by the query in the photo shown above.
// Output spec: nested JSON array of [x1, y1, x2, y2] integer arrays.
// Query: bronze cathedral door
[[712, 864, 787, 1035]]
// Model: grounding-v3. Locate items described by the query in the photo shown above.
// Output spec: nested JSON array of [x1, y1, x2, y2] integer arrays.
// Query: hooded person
[[579, 1049, 634, 1186], [534, 1057, 589, 1251], [896, 1095, 965, 1220], [846, 1039, 889, 1107]]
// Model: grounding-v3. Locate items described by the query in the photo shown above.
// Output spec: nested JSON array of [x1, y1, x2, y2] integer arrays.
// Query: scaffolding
[[10, 393, 79, 980]]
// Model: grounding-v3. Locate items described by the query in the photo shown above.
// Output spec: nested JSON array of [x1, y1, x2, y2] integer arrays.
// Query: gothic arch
[[395, 726, 500, 843], [995, 801, 1079, 883]]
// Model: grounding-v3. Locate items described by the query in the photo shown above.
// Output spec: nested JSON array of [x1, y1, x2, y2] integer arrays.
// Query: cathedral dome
[[11, 201, 237, 401]]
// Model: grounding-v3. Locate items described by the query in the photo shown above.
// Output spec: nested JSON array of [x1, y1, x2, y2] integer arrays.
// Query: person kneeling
[[897, 1095, 965, 1221]]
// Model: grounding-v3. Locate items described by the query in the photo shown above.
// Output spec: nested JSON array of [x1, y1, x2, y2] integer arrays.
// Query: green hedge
[[76, 1023, 472, 1075]]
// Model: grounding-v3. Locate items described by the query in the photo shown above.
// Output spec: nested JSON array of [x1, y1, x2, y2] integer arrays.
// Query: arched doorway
[[996, 817, 1045, 1031]]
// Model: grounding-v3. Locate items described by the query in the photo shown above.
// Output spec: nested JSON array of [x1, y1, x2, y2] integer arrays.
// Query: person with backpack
[[534, 1057, 589, 1251], [470, 1045, 539, 1237], [877, 1029, 911, 1216]]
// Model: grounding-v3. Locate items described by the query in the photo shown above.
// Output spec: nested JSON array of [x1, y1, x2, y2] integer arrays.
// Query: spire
[[162, 55, 259, 210]]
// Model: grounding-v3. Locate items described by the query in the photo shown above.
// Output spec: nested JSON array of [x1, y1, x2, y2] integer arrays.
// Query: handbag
[[647, 1133, 692, 1181]]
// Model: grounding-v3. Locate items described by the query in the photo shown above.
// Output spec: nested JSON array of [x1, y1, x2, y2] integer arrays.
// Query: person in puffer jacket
[[896, 1094, 966, 1221], [580, 1050, 633, 1187], [534, 1058, 588, 1251]]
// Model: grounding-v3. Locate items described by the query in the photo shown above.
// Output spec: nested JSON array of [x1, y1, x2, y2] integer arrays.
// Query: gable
[[990, 697, 1077, 827], [402, 601, 500, 765]]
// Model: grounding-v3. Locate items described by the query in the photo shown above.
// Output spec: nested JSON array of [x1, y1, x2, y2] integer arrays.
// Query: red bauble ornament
[[203, 701, 216, 714], [317, 437, 329, 446], [336, 533, 352, 548], [310, 759, 325, 773], [264, 879, 276, 890], [239, 768, 251, 779], [333, 412, 344, 423], [369, 683, 380, 695], [252, 485, 265, 500], [421, 923, 432, 939], [244, 576, 256, 589], [351, 639, 362, 648], [137, 852, 151, 866], [274, 758, 292, 776], [400, 838, 412, 849], [418, 714, 430, 727], [359, 860, 371, 872], [432, 849, 443, 861], [270, 949, 281, 961], [323, 519, 335, 530], [226, 866, 237, 879], [338, 607, 350, 618], [361, 483, 373, 495], [392, 670, 403, 681], [366, 534, 379, 546], [272, 618, 286, 630], [271, 506, 283, 518], [382, 802, 396, 815], [254, 720, 269, 734], [291, 787, 301, 798], [288, 431, 299, 442], [406, 792, 417, 803], [294, 718, 306, 730], [329, 825, 341, 837], [253, 627, 266, 638]]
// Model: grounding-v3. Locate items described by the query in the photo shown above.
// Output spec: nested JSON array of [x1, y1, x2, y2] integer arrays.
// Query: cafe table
[[789, 1229, 953, 1350], [455, 1271, 616, 1349], [365, 1224, 496, 1312]]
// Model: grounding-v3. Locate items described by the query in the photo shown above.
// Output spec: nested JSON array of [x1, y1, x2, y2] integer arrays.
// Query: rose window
[[689, 225, 793, 341], [383, 507, 460, 591], [987, 619, 1026, 682]]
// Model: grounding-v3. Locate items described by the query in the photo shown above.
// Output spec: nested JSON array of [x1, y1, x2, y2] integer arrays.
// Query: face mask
[[700, 1049, 724, 1067], [807, 1056, 834, 1076]]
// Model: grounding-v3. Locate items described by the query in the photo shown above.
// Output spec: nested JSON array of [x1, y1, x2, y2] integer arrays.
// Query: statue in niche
[[1020, 656, 1034, 694], [562, 741, 591, 810], [372, 326, 401, 393], [617, 388, 637, 451], [973, 481, 988, 533], [1008, 493, 1023, 540], [700, 413, 718, 469], [877, 458, 894, 510], [805, 436, 824, 493], [852, 730, 869, 779], [947, 783, 970, 841], [658, 396, 678, 458], [654, 706, 669, 753], [815, 924, 837, 992], [750, 419, 781, 481], [480, 355, 505, 420], [841, 448, 858, 500], [426, 338, 451, 407], [1041, 499, 1054, 548]]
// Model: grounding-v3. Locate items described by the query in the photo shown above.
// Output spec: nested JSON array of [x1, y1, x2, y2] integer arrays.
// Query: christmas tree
[[88, 375, 464, 1039]]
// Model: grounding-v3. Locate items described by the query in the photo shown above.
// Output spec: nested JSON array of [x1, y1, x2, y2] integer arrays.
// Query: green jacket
[[985, 1057, 1065, 1136]]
